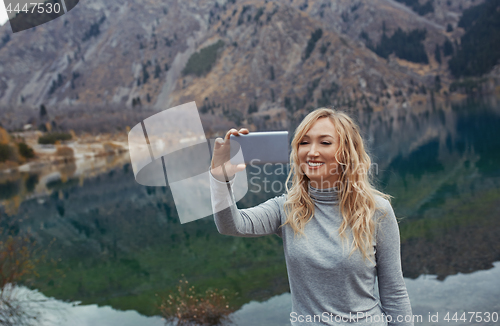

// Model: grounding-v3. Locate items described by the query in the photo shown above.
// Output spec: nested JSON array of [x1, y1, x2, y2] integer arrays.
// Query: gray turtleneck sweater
[[210, 173, 413, 326]]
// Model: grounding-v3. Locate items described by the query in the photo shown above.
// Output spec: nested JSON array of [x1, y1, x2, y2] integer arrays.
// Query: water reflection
[[0, 98, 499, 317], [0, 150, 130, 215], [0, 173, 40, 201], [0, 179, 21, 200], [0, 284, 62, 326], [0, 285, 164, 326], [229, 261, 500, 326], [360, 101, 500, 280], [0, 159, 288, 315], [7, 261, 500, 325]]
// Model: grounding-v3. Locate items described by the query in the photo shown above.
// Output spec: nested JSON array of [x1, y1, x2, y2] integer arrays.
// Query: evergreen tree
[[434, 44, 442, 64], [154, 64, 162, 79], [304, 29, 323, 60], [443, 39, 454, 56], [40, 104, 47, 118], [434, 75, 441, 92], [248, 102, 258, 114], [142, 64, 150, 84]]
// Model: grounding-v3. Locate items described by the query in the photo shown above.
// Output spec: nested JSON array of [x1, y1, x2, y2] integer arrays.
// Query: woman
[[210, 108, 413, 325]]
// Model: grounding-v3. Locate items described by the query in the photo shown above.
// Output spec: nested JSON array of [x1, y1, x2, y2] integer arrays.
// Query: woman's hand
[[210, 128, 249, 182]]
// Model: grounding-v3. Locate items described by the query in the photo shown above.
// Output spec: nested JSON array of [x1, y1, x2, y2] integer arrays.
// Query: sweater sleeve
[[375, 199, 414, 326], [209, 170, 285, 237]]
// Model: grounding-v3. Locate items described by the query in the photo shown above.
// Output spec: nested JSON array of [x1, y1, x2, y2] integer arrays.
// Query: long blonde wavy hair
[[283, 108, 391, 262]]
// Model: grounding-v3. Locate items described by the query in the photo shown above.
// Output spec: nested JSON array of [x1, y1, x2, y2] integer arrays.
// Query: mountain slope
[[0, 0, 494, 132]]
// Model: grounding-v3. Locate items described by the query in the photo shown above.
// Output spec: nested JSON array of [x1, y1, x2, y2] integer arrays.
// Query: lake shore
[[0, 131, 131, 211]]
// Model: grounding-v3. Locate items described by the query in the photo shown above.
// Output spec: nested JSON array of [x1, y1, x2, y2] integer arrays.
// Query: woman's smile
[[306, 161, 325, 168]]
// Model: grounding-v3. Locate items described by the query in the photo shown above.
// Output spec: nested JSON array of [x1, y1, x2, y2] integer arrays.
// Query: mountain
[[0, 0, 497, 132]]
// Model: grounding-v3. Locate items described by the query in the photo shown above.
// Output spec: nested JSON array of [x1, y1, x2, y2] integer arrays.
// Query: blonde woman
[[210, 108, 413, 325]]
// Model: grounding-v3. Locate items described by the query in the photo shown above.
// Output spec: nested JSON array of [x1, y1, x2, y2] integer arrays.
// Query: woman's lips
[[307, 161, 324, 168]]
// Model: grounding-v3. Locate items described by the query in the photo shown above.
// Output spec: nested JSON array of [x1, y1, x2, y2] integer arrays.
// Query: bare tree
[[0, 234, 62, 325]]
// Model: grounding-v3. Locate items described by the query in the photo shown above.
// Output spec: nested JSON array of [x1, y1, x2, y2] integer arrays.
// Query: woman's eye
[[299, 141, 330, 145]]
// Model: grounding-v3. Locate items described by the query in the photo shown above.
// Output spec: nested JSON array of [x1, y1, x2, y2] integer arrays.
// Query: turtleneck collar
[[308, 182, 340, 203]]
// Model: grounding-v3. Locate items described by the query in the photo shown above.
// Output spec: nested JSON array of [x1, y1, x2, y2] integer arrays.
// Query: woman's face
[[298, 117, 341, 189]]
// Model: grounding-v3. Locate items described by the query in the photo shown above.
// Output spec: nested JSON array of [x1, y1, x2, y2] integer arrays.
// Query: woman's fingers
[[225, 128, 239, 140], [224, 163, 246, 178], [235, 163, 246, 172], [212, 137, 228, 168], [224, 127, 249, 139], [212, 127, 249, 178], [213, 137, 224, 149]]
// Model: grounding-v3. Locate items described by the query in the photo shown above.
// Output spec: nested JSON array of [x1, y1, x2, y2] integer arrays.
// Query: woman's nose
[[308, 144, 319, 156]]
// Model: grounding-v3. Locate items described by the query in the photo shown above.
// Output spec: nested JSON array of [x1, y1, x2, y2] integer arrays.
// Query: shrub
[[159, 278, 234, 326], [82, 15, 106, 42], [0, 235, 39, 288], [0, 144, 13, 162], [17, 142, 35, 159], [55, 146, 74, 158], [254, 7, 265, 21], [38, 132, 72, 145], [0, 127, 10, 144], [0, 234, 54, 325], [103, 142, 123, 153], [248, 102, 258, 114]]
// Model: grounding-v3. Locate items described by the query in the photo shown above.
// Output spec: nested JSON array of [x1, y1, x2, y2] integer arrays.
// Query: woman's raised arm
[[210, 127, 285, 237], [210, 172, 285, 237]]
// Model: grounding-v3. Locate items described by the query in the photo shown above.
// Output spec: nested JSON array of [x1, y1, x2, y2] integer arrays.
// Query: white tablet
[[230, 131, 289, 165]]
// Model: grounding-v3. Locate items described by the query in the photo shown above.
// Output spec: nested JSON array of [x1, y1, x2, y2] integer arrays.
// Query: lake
[[1, 97, 499, 325]]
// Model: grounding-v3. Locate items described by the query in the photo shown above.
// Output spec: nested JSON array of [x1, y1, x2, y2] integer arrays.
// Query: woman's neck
[[308, 182, 339, 203]]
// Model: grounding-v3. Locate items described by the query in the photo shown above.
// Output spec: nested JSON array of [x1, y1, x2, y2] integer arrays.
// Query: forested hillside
[[448, 0, 500, 78]]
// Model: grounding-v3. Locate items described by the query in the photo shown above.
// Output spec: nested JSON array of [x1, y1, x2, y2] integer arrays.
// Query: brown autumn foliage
[[0, 234, 43, 326], [55, 146, 74, 159], [0, 234, 43, 289], [102, 142, 126, 154], [159, 277, 235, 326]]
